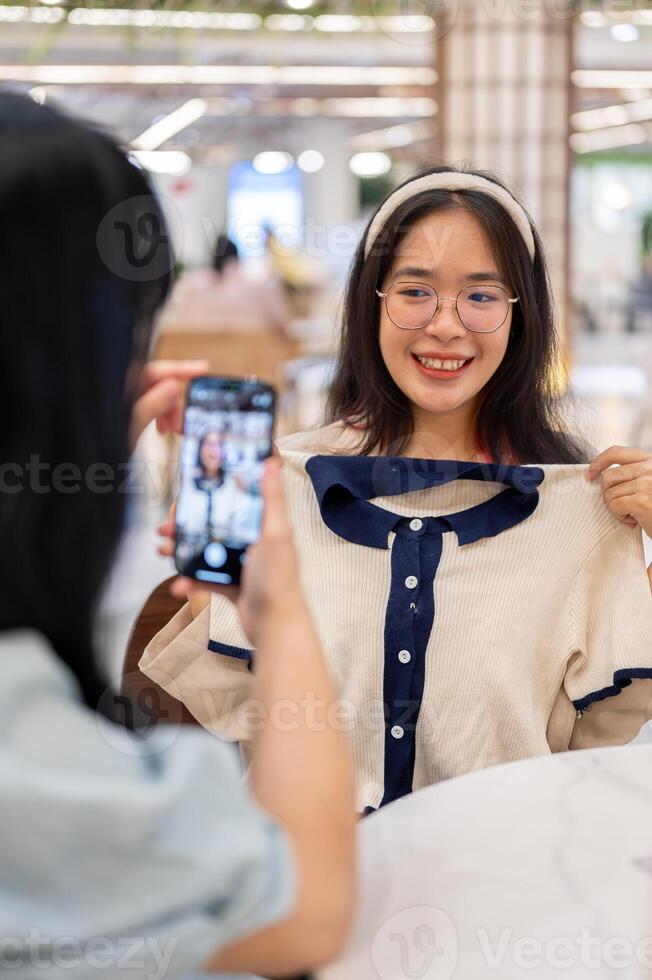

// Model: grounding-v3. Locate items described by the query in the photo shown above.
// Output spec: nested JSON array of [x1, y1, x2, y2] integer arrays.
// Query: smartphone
[[174, 375, 276, 586]]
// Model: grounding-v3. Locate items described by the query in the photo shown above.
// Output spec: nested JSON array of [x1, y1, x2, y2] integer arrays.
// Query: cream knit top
[[141, 423, 652, 813]]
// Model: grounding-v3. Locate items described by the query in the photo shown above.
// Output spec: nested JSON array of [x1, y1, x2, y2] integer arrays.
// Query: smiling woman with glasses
[[143, 162, 652, 824]]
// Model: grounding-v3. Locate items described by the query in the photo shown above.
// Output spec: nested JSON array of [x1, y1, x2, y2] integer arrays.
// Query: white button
[[409, 518, 423, 531], [405, 575, 418, 589], [391, 725, 404, 739], [398, 649, 411, 664], [204, 543, 227, 568]]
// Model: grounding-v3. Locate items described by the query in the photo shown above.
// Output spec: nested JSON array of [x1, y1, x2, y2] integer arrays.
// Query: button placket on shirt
[[381, 516, 434, 805], [304, 454, 545, 811], [379, 515, 449, 807]]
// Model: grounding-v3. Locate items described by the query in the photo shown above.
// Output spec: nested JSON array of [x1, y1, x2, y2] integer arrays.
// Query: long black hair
[[0, 92, 173, 710], [326, 163, 593, 464]]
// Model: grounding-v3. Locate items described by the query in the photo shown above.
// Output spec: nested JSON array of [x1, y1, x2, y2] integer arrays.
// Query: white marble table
[[320, 730, 652, 980]]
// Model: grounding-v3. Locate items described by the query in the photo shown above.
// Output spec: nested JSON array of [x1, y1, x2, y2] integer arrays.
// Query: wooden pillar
[[435, 2, 573, 349]]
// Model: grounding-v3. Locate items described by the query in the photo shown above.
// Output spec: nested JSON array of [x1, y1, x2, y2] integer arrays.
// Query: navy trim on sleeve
[[573, 669, 652, 712], [208, 639, 254, 662]]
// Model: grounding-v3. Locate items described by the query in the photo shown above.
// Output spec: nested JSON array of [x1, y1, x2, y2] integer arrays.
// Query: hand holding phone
[[165, 456, 303, 646], [173, 375, 276, 587]]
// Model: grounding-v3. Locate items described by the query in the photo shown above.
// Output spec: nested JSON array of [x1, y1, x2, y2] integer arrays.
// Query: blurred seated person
[[0, 92, 355, 979], [158, 231, 292, 337], [264, 224, 327, 321]]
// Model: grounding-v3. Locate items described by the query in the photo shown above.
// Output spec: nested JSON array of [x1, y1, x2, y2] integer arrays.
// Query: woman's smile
[[411, 352, 475, 379]]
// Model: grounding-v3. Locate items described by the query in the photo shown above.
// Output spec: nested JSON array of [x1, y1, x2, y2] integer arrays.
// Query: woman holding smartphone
[[0, 92, 356, 977]]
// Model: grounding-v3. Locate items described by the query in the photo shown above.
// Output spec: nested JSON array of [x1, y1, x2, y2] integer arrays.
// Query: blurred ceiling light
[[349, 152, 392, 178], [601, 181, 632, 211], [572, 70, 652, 89], [0, 4, 64, 21], [0, 64, 436, 87], [265, 14, 310, 31], [8, 2, 432, 32], [130, 150, 192, 176], [572, 97, 652, 131], [569, 122, 649, 153], [352, 119, 433, 151], [253, 151, 294, 175], [68, 8, 261, 29], [17, 1, 433, 33], [610, 24, 640, 42], [28, 86, 47, 104], [297, 149, 325, 173], [132, 98, 207, 151]]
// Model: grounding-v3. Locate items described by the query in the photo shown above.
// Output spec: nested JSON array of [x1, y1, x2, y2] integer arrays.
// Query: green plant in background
[[358, 172, 395, 212], [642, 211, 652, 259]]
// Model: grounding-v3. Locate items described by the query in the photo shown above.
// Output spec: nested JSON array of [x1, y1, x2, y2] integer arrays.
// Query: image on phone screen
[[174, 376, 276, 586]]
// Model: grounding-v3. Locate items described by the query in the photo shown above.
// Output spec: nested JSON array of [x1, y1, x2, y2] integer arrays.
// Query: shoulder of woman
[[276, 420, 365, 455]]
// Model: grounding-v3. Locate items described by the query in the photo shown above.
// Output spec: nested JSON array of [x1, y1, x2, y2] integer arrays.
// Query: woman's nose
[[423, 297, 467, 341]]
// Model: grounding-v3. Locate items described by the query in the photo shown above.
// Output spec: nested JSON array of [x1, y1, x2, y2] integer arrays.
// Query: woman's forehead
[[390, 210, 499, 279]]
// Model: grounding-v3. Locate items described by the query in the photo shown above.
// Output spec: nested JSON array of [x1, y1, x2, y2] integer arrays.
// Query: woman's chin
[[409, 387, 471, 417]]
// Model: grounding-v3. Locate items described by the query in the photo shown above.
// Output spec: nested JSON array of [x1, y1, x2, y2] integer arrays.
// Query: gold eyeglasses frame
[[376, 281, 520, 334]]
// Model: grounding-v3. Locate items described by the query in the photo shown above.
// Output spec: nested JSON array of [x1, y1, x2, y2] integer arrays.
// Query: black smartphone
[[174, 375, 276, 586]]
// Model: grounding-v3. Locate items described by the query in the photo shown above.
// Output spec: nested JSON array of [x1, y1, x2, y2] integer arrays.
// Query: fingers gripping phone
[[174, 375, 276, 586]]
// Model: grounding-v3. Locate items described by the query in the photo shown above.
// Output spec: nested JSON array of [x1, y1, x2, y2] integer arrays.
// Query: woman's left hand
[[587, 445, 652, 539], [130, 358, 209, 450]]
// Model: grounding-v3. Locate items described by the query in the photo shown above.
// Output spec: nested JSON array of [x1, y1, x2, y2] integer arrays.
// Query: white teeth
[[416, 356, 468, 371]]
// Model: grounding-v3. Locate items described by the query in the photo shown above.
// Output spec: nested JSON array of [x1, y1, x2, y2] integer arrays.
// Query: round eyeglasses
[[376, 281, 520, 334]]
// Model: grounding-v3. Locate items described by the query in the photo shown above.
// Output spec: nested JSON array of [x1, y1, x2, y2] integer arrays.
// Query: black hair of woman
[[213, 233, 238, 274], [0, 91, 173, 711]]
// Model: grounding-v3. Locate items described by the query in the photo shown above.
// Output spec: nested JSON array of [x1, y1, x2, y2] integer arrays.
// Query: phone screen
[[174, 376, 276, 586]]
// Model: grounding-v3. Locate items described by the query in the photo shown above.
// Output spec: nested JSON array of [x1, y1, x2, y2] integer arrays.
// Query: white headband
[[363, 172, 536, 262]]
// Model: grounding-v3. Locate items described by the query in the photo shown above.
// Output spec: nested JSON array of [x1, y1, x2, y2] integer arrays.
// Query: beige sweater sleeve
[[563, 523, 652, 749], [139, 597, 256, 741]]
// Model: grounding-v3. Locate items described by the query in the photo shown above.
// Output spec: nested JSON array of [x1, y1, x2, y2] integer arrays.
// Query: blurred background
[[2, 0, 650, 667]]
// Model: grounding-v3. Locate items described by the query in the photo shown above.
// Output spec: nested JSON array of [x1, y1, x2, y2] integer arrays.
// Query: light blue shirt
[[0, 630, 295, 979]]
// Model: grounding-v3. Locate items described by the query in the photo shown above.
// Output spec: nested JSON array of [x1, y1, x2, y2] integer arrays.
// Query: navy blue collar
[[305, 455, 545, 548]]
